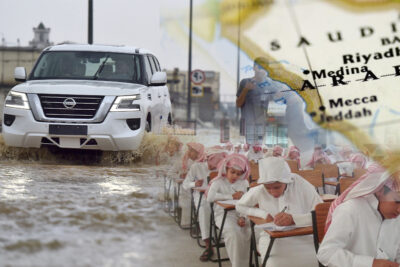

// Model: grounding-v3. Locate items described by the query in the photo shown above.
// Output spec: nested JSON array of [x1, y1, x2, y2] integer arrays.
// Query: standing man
[[236, 57, 272, 145], [237, 57, 316, 152]]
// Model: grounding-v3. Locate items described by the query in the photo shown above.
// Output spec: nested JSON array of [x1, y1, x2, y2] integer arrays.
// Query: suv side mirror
[[150, 71, 167, 86], [14, 67, 27, 82]]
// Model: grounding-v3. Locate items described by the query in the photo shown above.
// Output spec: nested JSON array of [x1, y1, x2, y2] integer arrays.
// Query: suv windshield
[[30, 51, 143, 84]]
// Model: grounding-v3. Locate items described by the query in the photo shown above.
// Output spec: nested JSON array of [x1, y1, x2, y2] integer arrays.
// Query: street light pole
[[187, 0, 193, 121], [236, 0, 241, 122], [88, 0, 93, 44]]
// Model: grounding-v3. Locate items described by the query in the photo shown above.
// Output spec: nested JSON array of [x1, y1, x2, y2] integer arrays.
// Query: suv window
[[143, 55, 153, 83], [152, 56, 161, 71], [147, 55, 157, 74], [30, 51, 144, 84]]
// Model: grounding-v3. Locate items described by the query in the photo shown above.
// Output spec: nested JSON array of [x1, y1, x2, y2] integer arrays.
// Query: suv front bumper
[[2, 107, 146, 151]]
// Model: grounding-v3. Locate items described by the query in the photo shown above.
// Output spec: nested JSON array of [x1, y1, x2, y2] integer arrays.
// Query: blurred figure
[[236, 57, 272, 145], [286, 146, 301, 167], [324, 145, 342, 164], [273, 145, 284, 157], [306, 146, 331, 168], [247, 144, 264, 163]]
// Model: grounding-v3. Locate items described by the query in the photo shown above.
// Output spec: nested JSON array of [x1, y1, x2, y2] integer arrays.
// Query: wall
[[0, 47, 41, 87]]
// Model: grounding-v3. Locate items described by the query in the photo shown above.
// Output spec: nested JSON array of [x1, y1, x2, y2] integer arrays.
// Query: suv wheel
[[168, 114, 172, 125], [145, 115, 151, 132]]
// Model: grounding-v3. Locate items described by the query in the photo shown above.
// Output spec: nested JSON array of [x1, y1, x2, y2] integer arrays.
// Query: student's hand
[[180, 173, 186, 179], [265, 214, 274, 222], [195, 180, 203, 187], [372, 259, 399, 267], [274, 212, 294, 226], [237, 217, 246, 227], [232, 191, 244, 200]]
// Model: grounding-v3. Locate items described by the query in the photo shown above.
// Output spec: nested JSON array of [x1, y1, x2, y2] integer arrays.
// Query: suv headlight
[[110, 94, 141, 111], [5, 91, 30, 109]]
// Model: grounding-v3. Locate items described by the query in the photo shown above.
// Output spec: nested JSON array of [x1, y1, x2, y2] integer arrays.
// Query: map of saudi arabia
[[161, 0, 400, 174]]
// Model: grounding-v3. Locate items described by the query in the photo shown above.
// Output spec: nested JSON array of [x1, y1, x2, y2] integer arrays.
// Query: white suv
[[2, 44, 172, 151]]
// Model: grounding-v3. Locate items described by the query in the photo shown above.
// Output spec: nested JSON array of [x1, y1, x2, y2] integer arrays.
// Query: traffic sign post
[[191, 85, 204, 97], [190, 69, 206, 85]]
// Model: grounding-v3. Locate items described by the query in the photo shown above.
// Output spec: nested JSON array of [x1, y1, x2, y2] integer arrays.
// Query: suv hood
[[13, 80, 146, 95]]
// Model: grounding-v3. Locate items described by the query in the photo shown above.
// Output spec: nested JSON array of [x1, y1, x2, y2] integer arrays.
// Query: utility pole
[[187, 0, 193, 121], [236, 0, 241, 122], [88, 0, 93, 44]]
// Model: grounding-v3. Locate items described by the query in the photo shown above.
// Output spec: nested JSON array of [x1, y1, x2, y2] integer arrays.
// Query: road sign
[[190, 69, 206, 85], [191, 85, 204, 97]]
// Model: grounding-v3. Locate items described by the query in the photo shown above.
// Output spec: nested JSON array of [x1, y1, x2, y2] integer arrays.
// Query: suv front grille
[[39, 94, 104, 119]]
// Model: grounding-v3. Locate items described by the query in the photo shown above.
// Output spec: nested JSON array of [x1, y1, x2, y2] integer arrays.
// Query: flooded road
[[0, 162, 226, 267], [0, 131, 230, 267]]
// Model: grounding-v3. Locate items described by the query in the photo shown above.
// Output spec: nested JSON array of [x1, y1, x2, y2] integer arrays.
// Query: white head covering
[[343, 171, 394, 202], [257, 157, 293, 184]]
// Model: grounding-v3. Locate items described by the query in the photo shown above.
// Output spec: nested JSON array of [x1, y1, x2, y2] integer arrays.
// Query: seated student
[[339, 145, 354, 162], [236, 157, 322, 267], [157, 136, 183, 165], [272, 145, 284, 157], [325, 145, 343, 164], [349, 153, 367, 170], [262, 145, 269, 157], [335, 152, 368, 179], [158, 136, 183, 201], [206, 154, 251, 267], [182, 149, 227, 261], [247, 144, 264, 163], [181, 142, 205, 178], [318, 168, 400, 267], [243, 143, 250, 154], [306, 145, 331, 168], [224, 142, 234, 153], [234, 143, 243, 154], [178, 142, 206, 225], [286, 145, 301, 168]]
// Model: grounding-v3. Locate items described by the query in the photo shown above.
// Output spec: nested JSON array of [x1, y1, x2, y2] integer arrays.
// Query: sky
[[0, 0, 244, 99], [0, 0, 167, 60]]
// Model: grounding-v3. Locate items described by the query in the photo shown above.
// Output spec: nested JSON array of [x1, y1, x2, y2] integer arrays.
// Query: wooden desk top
[[215, 201, 236, 210], [321, 194, 337, 202], [248, 215, 313, 238]]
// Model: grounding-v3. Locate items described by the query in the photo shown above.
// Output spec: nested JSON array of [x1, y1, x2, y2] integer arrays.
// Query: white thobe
[[165, 157, 193, 226], [247, 150, 265, 163], [377, 217, 400, 263], [164, 153, 183, 205], [337, 161, 354, 177], [236, 175, 322, 267], [207, 178, 251, 267], [182, 162, 211, 240], [318, 194, 399, 267]]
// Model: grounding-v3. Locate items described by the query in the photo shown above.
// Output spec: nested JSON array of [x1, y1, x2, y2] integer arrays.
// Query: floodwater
[[0, 132, 229, 267]]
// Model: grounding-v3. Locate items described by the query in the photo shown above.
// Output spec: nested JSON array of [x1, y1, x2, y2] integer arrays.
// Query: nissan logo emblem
[[63, 98, 77, 109]]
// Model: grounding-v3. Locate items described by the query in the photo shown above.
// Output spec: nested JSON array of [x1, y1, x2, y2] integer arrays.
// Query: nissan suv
[[2, 44, 172, 151]]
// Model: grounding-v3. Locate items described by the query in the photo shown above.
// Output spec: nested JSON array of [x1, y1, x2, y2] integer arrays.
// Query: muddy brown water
[[0, 131, 230, 267]]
